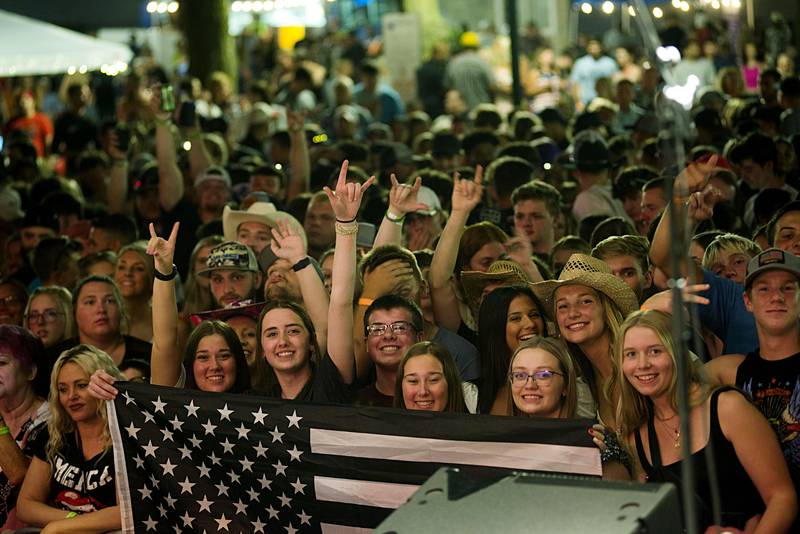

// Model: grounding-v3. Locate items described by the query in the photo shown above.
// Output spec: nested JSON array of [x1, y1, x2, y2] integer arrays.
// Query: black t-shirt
[[138, 196, 202, 279], [354, 383, 394, 408], [30, 429, 116, 514], [736, 349, 800, 486], [257, 353, 352, 405], [0, 405, 48, 527]]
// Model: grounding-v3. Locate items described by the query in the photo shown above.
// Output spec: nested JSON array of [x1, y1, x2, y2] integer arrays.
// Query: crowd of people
[[1, 9, 800, 533]]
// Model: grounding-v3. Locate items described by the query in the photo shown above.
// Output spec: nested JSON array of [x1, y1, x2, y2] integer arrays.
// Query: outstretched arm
[[324, 161, 376, 384], [150, 89, 184, 212], [270, 219, 329, 353], [430, 167, 484, 331], [374, 174, 430, 248], [146, 222, 183, 387]]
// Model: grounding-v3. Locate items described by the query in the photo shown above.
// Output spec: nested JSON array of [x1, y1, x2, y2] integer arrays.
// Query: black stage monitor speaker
[[376, 467, 680, 534]]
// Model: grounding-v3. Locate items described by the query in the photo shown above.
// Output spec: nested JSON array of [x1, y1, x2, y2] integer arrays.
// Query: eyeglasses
[[366, 321, 415, 337], [509, 370, 564, 386], [25, 310, 64, 324]]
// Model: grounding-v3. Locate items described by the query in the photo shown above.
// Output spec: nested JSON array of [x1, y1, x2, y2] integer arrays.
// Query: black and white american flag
[[108, 382, 601, 533]]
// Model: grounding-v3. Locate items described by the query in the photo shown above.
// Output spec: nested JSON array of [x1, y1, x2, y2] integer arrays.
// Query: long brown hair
[[393, 341, 467, 413]]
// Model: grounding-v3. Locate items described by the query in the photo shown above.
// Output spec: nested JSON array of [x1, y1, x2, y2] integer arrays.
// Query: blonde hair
[[46, 344, 123, 462], [614, 310, 708, 435], [701, 233, 761, 271], [116, 242, 155, 297], [507, 337, 577, 418], [25, 286, 75, 341]]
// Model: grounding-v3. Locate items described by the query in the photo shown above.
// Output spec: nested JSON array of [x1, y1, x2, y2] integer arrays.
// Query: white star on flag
[[278, 492, 292, 508], [246, 487, 259, 502], [258, 474, 272, 490], [138, 486, 152, 500], [233, 499, 248, 515], [286, 410, 302, 428], [298, 509, 312, 525], [161, 458, 176, 476], [125, 422, 140, 439], [180, 511, 194, 527], [196, 495, 212, 513], [215, 480, 230, 496], [285, 522, 298, 534], [142, 410, 155, 424], [251, 407, 268, 424], [209, 451, 222, 466], [273, 460, 287, 477], [122, 390, 136, 405], [184, 399, 199, 417], [142, 440, 158, 458], [217, 403, 233, 421], [169, 415, 184, 431], [252, 518, 267, 533], [269, 426, 284, 443], [253, 441, 268, 458], [287, 444, 303, 462], [178, 477, 195, 494], [221, 438, 235, 454], [143, 515, 158, 531], [266, 505, 279, 519], [197, 462, 211, 479], [160, 427, 174, 442], [164, 493, 176, 508], [201, 419, 217, 435], [215, 513, 231, 531], [290, 478, 306, 495], [235, 422, 251, 440], [188, 433, 202, 448], [177, 445, 192, 459], [240, 457, 254, 472], [151, 396, 166, 413], [228, 469, 240, 484]]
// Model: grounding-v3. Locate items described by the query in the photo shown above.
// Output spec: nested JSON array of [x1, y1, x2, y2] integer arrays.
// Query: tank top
[[633, 387, 763, 529]]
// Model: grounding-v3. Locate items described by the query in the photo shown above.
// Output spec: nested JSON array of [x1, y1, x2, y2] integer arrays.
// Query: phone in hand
[[356, 222, 376, 250], [161, 85, 175, 113], [178, 101, 196, 127]]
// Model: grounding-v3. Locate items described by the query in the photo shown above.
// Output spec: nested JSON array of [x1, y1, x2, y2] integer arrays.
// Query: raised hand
[[87, 369, 119, 400], [147, 85, 171, 122], [451, 165, 484, 213], [146, 222, 179, 275], [323, 160, 376, 222], [270, 219, 307, 264], [687, 187, 721, 223], [678, 154, 718, 194], [641, 283, 711, 314], [389, 174, 429, 216], [505, 227, 534, 270], [362, 259, 414, 299]]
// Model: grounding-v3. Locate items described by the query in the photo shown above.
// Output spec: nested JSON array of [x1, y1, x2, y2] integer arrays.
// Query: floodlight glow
[[167, 2, 179, 13], [680, 1, 690, 11], [628, 5, 636, 16], [602, 1, 615, 14], [652, 6, 663, 18], [663, 75, 699, 110], [146, 1, 158, 13], [671, 0, 681, 7], [581, 3, 593, 14], [656, 46, 681, 63]]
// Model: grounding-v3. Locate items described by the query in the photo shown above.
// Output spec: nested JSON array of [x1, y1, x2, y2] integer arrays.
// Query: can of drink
[[161, 85, 175, 113]]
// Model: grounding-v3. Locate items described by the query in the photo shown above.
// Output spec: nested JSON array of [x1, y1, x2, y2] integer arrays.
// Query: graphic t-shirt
[[736, 350, 800, 485], [31, 429, 116, 514]]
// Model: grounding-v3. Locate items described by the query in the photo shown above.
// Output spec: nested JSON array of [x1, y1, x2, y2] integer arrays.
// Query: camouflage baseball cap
[[198, 241, 259, 276]]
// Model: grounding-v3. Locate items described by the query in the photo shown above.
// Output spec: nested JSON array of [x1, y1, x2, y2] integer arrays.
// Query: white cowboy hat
[[222, 202, 307, 248]]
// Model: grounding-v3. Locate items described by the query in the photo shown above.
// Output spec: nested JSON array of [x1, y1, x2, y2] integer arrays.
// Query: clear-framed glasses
[[366, 321, 415, 337], [509, 369, 564, 386], [25, 310, 64, 324]]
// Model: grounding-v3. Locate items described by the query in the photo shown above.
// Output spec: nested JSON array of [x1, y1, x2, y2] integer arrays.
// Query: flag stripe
[[310, 428, 602, 476], [321, 523, 374, 534], [106, 400, 135, 534], [314, 475, 419, 508]]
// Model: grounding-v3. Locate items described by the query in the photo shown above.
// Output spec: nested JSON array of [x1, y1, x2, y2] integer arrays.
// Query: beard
[[265, 283, 302, 303]]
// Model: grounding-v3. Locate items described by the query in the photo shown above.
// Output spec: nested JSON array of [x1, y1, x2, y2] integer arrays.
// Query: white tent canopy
[[0, 9, 133, 77]]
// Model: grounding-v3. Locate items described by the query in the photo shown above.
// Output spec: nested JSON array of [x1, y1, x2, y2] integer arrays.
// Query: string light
[[652, 6, 663, 18], [580, 2, 593, 14], [147, 2, 178, 14], [601, 1, 615, 14]]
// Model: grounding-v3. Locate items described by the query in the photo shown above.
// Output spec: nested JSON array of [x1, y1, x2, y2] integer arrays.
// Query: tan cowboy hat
[[222, 202, 306, 248], [530, 253, 638, 320], [461, 260, 530, 316]]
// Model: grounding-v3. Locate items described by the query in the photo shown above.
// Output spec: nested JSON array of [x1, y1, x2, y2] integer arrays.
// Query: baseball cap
[[195, 165, 232, 190], [248, 102, 273, 128], [567, 130, 610, 172], [414, 186, 442, 216], [0, 185, 24, 222], [199, 241, 259, 277], [745, 248, 800, 289]]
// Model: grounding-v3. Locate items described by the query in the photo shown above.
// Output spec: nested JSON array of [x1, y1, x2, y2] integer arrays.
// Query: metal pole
[[506, 0, 522, 107]]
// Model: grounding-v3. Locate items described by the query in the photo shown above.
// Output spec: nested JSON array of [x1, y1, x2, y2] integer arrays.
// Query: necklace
[[654, 411, 678, 422], [658, 417, 681, 448]]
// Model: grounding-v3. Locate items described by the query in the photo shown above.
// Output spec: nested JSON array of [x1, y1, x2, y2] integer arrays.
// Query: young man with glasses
[[356, 295, 424, 407]]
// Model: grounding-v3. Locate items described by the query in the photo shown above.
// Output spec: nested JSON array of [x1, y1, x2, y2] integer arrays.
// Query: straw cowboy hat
[[461, 260, 530, 316], [530, 253, 638, 320], [222, 202, 306, 248]]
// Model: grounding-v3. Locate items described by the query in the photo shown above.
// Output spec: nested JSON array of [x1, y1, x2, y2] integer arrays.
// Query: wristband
[[0, 426, 9, 436], [291, 257, 311, 272], [335, 222, 359, 236], [385, 210, 404, 224], [336, 216, 357, 223], [154, 264, 178, 282], [65, 512, 78, 519], [358, 298, 374, 307]]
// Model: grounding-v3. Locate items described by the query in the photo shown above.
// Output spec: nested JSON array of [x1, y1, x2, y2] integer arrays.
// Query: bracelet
[[65, 511, 78, 519], [0, 426, 9, 436], [385, 210, 405, 224], [154, 264, 178, 282], [336, 216, 358, 223], [291, 257, 311, 272], [335, 222, 359, 236], [358, 297, 374, 307]]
